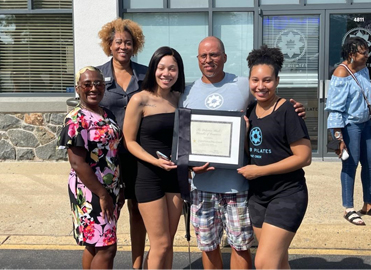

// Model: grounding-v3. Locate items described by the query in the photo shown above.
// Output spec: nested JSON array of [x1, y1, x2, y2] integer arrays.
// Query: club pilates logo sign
[[275, 29, 307, 62], [342, 28, 371, 57]]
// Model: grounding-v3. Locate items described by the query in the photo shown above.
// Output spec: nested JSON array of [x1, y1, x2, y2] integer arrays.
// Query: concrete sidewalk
[[0, 161, 370, 252]]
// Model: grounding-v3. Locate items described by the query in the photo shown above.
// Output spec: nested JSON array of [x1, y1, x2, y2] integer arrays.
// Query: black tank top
[[136, 113, 178, 181]]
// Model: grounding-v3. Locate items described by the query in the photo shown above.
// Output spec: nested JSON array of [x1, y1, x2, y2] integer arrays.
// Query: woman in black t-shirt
[[238, 45, 312, 269]]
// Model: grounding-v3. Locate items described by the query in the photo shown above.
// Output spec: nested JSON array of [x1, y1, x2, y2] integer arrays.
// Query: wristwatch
[[334, 131, 343, 140]]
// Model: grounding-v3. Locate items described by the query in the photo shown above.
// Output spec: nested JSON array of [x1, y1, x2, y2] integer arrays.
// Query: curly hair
[[98, 18, 145, 56], [247, 44, 284, 77], [341, 37, 368, 61]]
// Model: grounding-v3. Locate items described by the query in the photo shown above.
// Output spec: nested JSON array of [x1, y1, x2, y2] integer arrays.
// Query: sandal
[[344, 211, 366, 226], [359, 209, 371, 216]]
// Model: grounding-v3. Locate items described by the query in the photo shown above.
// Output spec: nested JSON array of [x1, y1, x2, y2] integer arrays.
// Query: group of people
[[57, 17, 371, 269]]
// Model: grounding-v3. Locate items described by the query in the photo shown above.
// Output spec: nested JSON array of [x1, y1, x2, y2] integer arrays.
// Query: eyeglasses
[[357, 50, 369, 56], [78, 81, 105, 90], [197, 53, 222, 62]]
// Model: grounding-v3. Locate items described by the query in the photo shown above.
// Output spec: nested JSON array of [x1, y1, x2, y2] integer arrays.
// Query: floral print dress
[[58, 105, 122, 247]]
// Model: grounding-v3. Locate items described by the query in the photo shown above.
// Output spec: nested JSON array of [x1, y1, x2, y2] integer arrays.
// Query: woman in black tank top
[[237, 45, 312, 269], [123, 47, 185, 269]]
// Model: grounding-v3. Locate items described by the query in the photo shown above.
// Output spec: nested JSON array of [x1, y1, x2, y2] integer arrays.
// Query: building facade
[[0, 0, 370, 160]]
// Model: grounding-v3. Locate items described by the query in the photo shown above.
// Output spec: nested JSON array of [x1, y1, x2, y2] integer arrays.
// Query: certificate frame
[[171, 109, 246, 169]]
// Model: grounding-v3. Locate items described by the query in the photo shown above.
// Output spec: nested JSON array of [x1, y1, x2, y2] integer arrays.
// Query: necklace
[[256, 97, 280, 119]]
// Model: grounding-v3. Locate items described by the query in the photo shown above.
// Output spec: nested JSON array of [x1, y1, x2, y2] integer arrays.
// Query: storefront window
[[214, 0, 254, 8], [0, 13, 73, 93], [123, 0, 163, 9], [213, 12, 253, 77]]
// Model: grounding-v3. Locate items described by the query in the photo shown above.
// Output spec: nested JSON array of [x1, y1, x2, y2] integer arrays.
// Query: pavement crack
[[1, 235, 10, 245]]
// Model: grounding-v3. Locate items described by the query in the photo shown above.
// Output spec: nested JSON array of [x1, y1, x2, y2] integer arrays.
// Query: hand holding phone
[[341, 149, 349, 161], [156, 151, 170, 161]]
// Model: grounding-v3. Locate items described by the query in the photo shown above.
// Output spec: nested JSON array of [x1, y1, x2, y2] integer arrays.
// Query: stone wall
[[0, 113, 68, 161]]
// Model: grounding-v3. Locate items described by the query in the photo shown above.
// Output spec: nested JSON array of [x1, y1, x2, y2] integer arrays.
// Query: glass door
[[324, 10, 371, 157], [259, 11, 324, 157]]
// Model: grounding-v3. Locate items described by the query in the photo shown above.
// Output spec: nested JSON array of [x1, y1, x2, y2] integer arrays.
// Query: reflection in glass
[[263, 15, 320, 151], [307, 0, 346, 3], [0, 14, 74, 93], [213, 12, 254, 77], [170, 0, 208, 8], [0, 1, 27, 9], [214, 0, 254, 8], [123, 0, 163, 9], [124, 13, 208, 83], [261, 0, 299, 4]]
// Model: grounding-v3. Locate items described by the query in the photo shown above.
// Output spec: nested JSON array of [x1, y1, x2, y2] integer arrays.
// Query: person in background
[[325, 37, 371, 226], [179, 36, 306, 269], [124, 46, 185, 269], [97, 18, 147, 268], [238, 45, 312, 269], [58, 66, 123, 269]]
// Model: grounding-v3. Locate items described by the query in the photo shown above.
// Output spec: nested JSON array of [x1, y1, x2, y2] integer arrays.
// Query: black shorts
[[119, 152, 138, 200], [248, 185, 308, 233], [135, 164, 180, 203]]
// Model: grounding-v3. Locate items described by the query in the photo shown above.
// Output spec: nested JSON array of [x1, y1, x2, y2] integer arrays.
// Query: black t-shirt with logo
[[246, 100, 310, 202]]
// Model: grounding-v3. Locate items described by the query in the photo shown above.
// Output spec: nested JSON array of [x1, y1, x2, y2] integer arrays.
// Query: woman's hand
[[336, 141, 347, 158], [156, 158, 177, 171], [99, 192, 114, 223], [237, 164, 262, 180], [192, 162, 215, 174]]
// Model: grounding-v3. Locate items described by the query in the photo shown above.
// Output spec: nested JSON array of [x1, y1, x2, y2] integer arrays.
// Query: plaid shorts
[[191, 189, 254, 252]]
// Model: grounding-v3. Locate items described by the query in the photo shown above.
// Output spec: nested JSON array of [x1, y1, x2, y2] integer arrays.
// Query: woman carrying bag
[[325, 37, 371, 226]]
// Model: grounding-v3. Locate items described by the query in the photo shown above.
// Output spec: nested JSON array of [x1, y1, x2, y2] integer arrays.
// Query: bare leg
[[164, 193, 183, 269], [128, 198, 146, 269], [90, 244, 117, 269], [202, 246, 223, 269], [230, 248, 253, 269], [254, 223, 295, 269], [82, 246, 95, 269], [138, 196, 172, 269]]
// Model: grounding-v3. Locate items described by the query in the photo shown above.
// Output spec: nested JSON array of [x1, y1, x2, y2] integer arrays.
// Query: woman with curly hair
[[97, 18, 147, 269], [238, 45, 312, 269], [325, 37, 371, 225]]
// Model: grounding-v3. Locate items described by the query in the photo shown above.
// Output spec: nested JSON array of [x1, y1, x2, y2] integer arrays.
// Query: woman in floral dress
[[58, 66, 123, 269]]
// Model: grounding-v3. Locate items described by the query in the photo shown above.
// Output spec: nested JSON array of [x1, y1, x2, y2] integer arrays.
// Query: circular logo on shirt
[[205, 93, 224, 110], [250, 127, 262, 146]]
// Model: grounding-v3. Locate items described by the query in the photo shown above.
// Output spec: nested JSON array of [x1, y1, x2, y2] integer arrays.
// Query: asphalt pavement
[[1, 160, 371, 256]]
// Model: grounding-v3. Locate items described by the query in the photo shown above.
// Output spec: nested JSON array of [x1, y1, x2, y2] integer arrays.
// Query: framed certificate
[[172, 109, 246, 169]]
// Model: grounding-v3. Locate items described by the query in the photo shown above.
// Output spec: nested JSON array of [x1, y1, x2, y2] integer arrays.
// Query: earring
[[350, 58, 354, 64]]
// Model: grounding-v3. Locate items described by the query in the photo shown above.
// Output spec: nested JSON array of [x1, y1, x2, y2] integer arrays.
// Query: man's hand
[[192, 162, 215, 174], [290, 99, 306, 119]]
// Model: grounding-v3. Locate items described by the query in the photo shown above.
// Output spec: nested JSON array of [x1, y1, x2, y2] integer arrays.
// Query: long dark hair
[[341, 37, 368, 61], [142, 46, 185, 93], [247, 45, 284, 78]]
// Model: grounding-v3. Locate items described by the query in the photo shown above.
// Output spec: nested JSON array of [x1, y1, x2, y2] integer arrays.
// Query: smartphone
[[156, 151, 170, 161], [341, 149, 349, 161]]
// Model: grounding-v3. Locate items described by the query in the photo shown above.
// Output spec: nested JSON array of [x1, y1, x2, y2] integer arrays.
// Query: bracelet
[[119, 183, 125, 189]]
